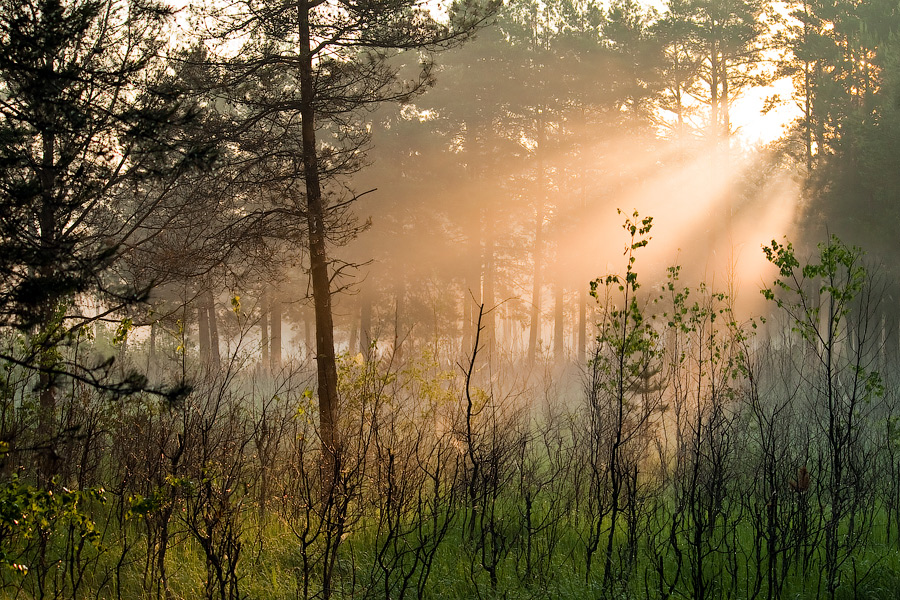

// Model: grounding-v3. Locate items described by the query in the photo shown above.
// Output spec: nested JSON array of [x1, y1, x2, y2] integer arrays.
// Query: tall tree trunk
[[528, 115, 546, 365], [674, 45, 685, 141], [482, 203, 495, 360], [554, 282, 564, 361], [710, 42, 720, 144], [360, 292, 372, 356], [149, 320, 157, 376], [721, 58, 732, 237], [462, 285, 474, 356], [814, 61, 825, 158], [270, 293, 282, 370], [577, 158, 588, 366], [462, 120, 481, 357], [799, 0, 816, 172], [299, 4, 341, 486], [578, 284, 587, 365], [722, 59, 730, 144], [349, 304, 359, 358], [38, 129, 57, 438], [198, 300, 210, 364], [260, 289, 269, 369], [804, 57, 813, 172], [393, 279, 404, 363], [707, 43, 722, 260], [205, 288, 221, 368]]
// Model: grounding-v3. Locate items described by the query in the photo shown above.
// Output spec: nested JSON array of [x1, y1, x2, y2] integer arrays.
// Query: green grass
[[3, 489, 900, 599]]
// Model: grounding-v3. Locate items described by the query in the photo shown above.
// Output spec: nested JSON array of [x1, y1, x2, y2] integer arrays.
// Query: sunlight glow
[[731, 76, 801, 148]]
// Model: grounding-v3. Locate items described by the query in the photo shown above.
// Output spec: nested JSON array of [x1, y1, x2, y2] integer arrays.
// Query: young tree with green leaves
[[762, 236, 884, 599], [585, 210, 665, 591]]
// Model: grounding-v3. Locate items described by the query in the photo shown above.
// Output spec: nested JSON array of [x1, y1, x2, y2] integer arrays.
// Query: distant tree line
[[2, 0, 900, 598], [339, 0, 900, 371]]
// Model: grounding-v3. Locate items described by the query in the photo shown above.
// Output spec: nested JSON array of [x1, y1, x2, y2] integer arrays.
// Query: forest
[[2, 0, 900, 598]]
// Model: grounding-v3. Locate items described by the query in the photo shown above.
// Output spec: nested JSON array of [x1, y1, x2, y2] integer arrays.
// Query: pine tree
[[205, 0, 496, 487], [0, 0, 199, 405]]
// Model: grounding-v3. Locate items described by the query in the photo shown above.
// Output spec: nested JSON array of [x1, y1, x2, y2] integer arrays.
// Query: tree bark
[[259, 289, 269, 369], [393, 279, 404, 363], [527, 115, 546, 365], [198, 301, 210, 363], [348, 304, 358, 358], [578, 284, 587, 365], [360, 292, 372, 356], [481, 203, 495, 360], [149, 320, 157, 376], [553, 282, 564, 361], [298, 2, 341, 485], [205, 288, 221, 368], [462, 120, 480, 357], [38, 128, 57, 433], [270, 293, 282, 370]]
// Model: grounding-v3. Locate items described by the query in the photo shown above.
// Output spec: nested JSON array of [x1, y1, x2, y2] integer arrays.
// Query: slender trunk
[[462, 120, 481, 357], [298, 3, 341, 489], [675, 46, 684, 140], [38, 128, 57, 438], [305, 310, 313, 359], [805, 65, 813, 171], [578, 284, 587, 365], [205, 288, 221, 368], [260, 289, 269, 368], [360, 293, 372, 356], [157, 506, 175, 600], [800, 0, 814, 161], [148, 320, 157, 376], [393, 279, 404, 363], [710, 43, 719, 146], [804, 12, 813, 174], [467, 242, 481, 347], [721, 58, 732, 237], [198, 301, 210, 363], [707, 41, 724, 259], [814, 60, 825, 158], [270, 293, 282, 370], [482, 203, 495, 360], [577, 163, 587, 365], [722, 60, 729, 142], [553, 282, 564, 361], [462, 287, 473, 357], [528, 114, 546, 365], [348, 304, 358, 358]]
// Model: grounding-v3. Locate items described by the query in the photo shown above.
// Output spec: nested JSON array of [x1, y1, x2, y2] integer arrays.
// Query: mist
[[4, 0, 900, 598]]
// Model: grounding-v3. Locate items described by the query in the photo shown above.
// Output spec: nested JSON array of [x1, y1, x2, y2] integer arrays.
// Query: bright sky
[[731, 76, 802, 148]]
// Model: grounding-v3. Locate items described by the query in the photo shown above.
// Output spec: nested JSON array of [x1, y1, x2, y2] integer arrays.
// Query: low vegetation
[[2, 217, 899, 600]]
